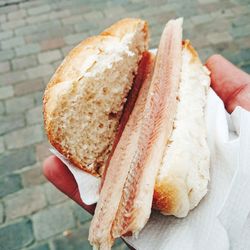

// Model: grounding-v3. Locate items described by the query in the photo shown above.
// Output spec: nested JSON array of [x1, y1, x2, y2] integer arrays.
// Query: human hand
[[43, 54, 250, 214], [206, 54, 250, 113]]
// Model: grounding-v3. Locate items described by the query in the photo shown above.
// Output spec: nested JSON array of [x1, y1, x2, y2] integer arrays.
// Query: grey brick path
[[0, 0, 249, 249]]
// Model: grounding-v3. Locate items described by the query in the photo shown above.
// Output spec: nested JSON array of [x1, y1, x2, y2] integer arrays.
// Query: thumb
[[206, 54, 250, 113]]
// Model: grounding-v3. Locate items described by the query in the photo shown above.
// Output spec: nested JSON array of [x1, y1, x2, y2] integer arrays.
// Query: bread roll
[[43, 18, 148, 176]]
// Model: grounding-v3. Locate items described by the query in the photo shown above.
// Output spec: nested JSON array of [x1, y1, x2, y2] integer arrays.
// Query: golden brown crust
[[153, 177, 179, 215], [182, 39, 200, 63], [101, 18, 148, 42], [43, 18, 148, 176]]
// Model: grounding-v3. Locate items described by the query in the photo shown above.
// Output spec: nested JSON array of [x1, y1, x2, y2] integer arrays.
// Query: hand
[[43, 54, 250, 213], [206, 54, 250, 113]]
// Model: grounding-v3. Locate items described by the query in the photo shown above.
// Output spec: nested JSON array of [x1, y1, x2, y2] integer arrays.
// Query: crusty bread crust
[[43, 18, 148, 175]]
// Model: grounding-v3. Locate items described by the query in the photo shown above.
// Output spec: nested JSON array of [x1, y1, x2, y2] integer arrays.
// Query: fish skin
[[112, 18, 183, 237], [89, 52, 155, 249], [100, 51, 154, 190], [89, 18, 183, 249]]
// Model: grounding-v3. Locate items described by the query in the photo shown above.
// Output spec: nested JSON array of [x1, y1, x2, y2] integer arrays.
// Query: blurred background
[[0, 0, 249, 249]]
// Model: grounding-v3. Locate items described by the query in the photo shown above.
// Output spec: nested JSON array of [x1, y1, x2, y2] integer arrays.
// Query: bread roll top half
[[43, 18, 148, 176], [153, 41, 210, 217]]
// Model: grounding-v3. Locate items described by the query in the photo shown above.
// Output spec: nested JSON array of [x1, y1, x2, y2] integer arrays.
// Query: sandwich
[[43, 18, 210, 249]]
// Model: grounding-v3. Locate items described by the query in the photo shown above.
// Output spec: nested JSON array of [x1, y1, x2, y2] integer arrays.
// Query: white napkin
[[50, 88, 250, 250]]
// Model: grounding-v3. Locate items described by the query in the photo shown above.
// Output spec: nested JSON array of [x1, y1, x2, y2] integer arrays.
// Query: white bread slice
[[43, 18, 148, 176], [153, 41, 210, 217]]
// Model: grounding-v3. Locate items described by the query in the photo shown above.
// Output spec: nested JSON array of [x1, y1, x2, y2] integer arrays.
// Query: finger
[[43, 155, 95, 214], [206, 54, 250, 113]]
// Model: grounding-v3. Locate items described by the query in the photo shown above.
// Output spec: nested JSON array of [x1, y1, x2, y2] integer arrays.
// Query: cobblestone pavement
[[0, 0, 249, 249]]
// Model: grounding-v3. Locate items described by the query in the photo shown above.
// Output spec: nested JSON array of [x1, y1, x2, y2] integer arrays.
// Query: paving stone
[[15, 24, 37, 36], [69, 5, 92, 15], [0, 146, 36, 176], [33, 91, 43, 105], [84, 10, 105, 21], [20, 0, 50, 9], [0, 137, 4, 154], [48, 9, 71, 19], [0, 114, 25, 135], [71, 203, 92, 224], [198, 47, 215, 62], [44, 182, 68, 205], [27, 243, 50, 250], [1, 19, 26, 31], [0, 49, 15, 62], [64, 32, 89, 45], [4, 186, 47, 220], [207, 32, 233, 44], [62, 15, 84, 25], [104, 5, 126, 17], [235, 36, 250, 50], [0, 30, 13, 40], [0, 70, 28, 86], [0, 102, 4, 115], [35, 20, 62, 34], [232, 15, 250, 27], [40, 37, 65, 51], [241, 62, 250, 73], [21, 163, 46, 187], [15, 43, 41, 57], [7, 9, 27, 20], [26, 105, 43, 125], [74, 22, 97, 33], [238, 48, 250, 62], [25, 13, 50, 25], [231, 4, 250, 15], [211, 9, 235, 19], [0, 0, 24, 5], [11, 55, 38, 71], [0, 13, 6, 23], [26, 64, 54, 79], [25, 25, 74, 44], [0, 174, 22, 198], [0, 202, 3, 224], [0, 218, 34, 250], [36, 141, 51, 161], [5, 94, 34, 114], [28, 4, 51, 16], [232, 24, 250, 38], [52, 59, 63, 70], [0, 61, 10, 74], [4, 124, 43, 150], [51, 223, 91, 250], [38, 49, 62, 64], [32, 203, 75, 241], [14, 78, 44, 96], [198, 0, 219, 4], [0, 4, 18, 14], [61, 45, 74, 56], [190, 14, 211, 25], [0, 86, 14, 100]]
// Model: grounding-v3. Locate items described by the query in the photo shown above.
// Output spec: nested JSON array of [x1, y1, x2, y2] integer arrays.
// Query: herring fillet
[[112, 19, 183, 237], [89, 18, 183, 249], [88, 52, 155, 250]]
